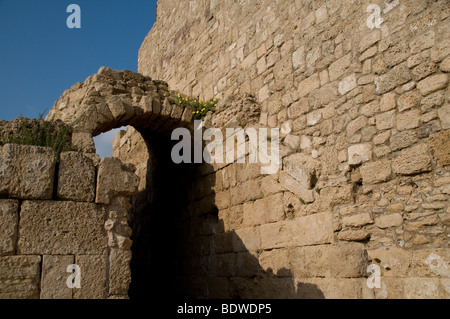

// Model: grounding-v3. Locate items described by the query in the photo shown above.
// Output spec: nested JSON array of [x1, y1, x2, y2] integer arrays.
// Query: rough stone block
[[74, 255, 108, 299], [279, 171, 315, 203], [233, 227, 261, 252], [348, 143, 373, 166], [342, 213, 373, 227], [329, 54, 352, 81], [0, 144, 56, 200], [367, 248, 411, 277], [109, 249, 132, 296], [252, 193, 285, 224], [298, 73, 320, 97], [40, 255, 74, 299], [390, 130, 418, 151], [410, 249, 450, 278], [290, 243, 368, 278], [338, 73, 357, 95], [96, 157, 140, 204], [376, 110, 396, 130], [259, 248, 291, 277], [283, 153, 320, 189], [57, 152, 96, 202], [397, 109, 421, 131], [0, 256, 41, 299], [260, 212, 333, 249], [404, 278, 441, 299], [428, 130, 450, 166], [360, 159, 392, 184], [374, 213, 403, 229], [375, 63, 411, 94], [0, 200, 19, 256], [417, 74, 448, 96], [392, 144, 432, 175], [18, 201, 107, 255]]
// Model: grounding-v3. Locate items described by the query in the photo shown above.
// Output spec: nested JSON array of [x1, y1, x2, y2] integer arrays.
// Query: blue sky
[[0, 0, 158, 157]]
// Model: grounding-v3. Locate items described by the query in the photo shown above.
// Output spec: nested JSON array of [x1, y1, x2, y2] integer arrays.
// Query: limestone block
[[96, 157, 140, 204], [359, 30, 381, 53], [283, 153, 320, 189], [374, 214, 403, 229], [0, 256, 41, 299], [233, 227, 260, 252], [40, 255, 74, 299], [438, 104, 450, 129], [18, 201, 107, 255], [397, 109, 421, 131], [390, 130, 418, 151], [375, 63, 411, 94], [109, 249, 132, 296], [329, 53, 352, 81], [428, 130, 450, 166], [290, 243, 368, 278], [338, 73, 357, 95], [0, 144, 56, 199], [295, 278, 368, 299], [252, 193, 285, 225], [342, 213, 373, 228], [259, 248, 291, 277], [72, 132, 96, 153], [404, 278, 442, 299], [57, 152, 96, 202], [417, 74, 448, 96], [392, 144, 432, 175], [260, 212, 333, 249], [73, 255, 108, 299], [279, 171, 315, 203], [0, 200, 19, 256], [376, 110, 396, 130], [348, 143, 373, 166], [298, 73, 320, 98], [337, 228, 370, 241], [360, 159, 392, 184], [368, 248, 412, 277], [410, 249, 450, 278], [397, 90, 421, 112]]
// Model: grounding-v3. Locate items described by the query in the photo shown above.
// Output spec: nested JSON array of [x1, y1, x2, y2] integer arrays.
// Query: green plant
[[167, 93, 220, 120], [0, 112, 75, 161], [315, 188, 322, 195]]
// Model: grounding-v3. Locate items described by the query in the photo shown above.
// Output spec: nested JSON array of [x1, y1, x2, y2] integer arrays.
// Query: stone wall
[[134, 0, 450, 298], [0, 144, 139, 299]]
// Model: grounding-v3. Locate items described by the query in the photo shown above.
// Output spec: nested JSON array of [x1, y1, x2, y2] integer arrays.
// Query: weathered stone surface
[[376, 110, 396, 130], [259, 249, 291, 277], [298, 73, 320, 97], [337, 228, 370, 241], [360, 159, 392, 184], [348, 143, 373, 166], [290, 243, 368, 278], [417, 74, 448, 96], [397, 90, 421, 112], [0, 256, 41, 299], [279, 171, 315, 203], [109, 249, 132, 296], [428, 130, 450, 166], [283, 153, 320, 189], [392, 144, 432, 175], [40, 255, 74, 299], [396, 109, 421, 131], [0, 200, 18, 256], [96, 157, 140, 204], [375, 63, 411, 94], [338, 74, 357, 95], [329, 54, 352, 81], [260, 212, 333, 249], [375, 214, 404, 229], [342, 213, 373, 228], [252, 193, 285, 225], [410, 249, 450, 278], [404, 278, 442, 299], [73, 255, 108, 299], [390, 130, 418, 151], [18, 201, 107, 255], [368, 248, 411, 277], [0, 144, 56, 199], [57, 152, 96, 202]]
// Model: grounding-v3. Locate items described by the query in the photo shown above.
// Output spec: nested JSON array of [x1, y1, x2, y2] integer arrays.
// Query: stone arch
[[46, 66, 195, 154]]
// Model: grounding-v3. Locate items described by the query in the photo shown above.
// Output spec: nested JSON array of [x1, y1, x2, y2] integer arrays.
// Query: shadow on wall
[[126, 129, 325, 300]]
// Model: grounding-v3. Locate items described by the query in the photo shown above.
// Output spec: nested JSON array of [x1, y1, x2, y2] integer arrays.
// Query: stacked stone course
[[0, 144, 139, 299]]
